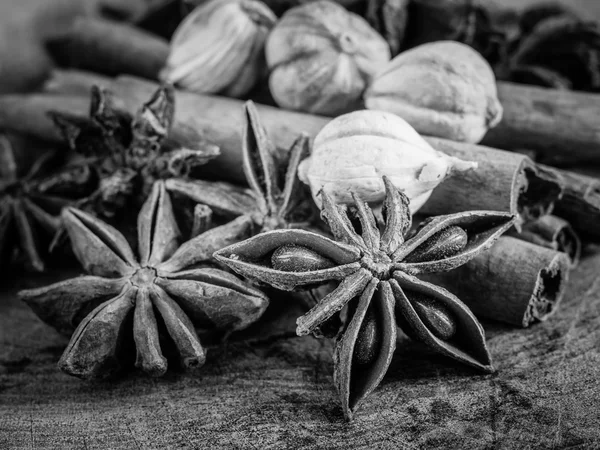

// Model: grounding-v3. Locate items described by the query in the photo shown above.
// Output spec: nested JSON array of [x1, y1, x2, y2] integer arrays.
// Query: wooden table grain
[[1, 251, 600, 449]]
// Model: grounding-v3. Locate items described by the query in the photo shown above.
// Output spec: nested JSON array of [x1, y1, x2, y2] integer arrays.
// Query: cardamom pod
[[365, 41, 503, 143], [161, 0, 276, 97], [265, 0, 390, 115], [297, 109, 477, 213]]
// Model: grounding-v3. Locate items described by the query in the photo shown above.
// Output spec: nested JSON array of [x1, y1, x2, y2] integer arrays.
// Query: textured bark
[[484, 82, 600, 164], [47, 16, 170, 80], [2, 254, 600, 448], [422, 237, 571, 327], [0, 75, 564, 225], [548, 167, 600, 243]]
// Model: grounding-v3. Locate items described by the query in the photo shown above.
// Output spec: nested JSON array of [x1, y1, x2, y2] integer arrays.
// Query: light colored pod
[[266, 0, 391, 115], [161, 0, 276, 97], [365, 41, 503, 144], [298, 110, 477, 212]]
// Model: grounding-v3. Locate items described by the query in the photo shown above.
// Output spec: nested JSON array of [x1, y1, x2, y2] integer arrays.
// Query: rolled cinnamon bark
[[46, 17, 170, 80], [111, 77, 564, 225], [0, 76, 564, 226], [421, 237, 571, 327], [0, 94, 89, 143], [508, 215, 581, 267], [546, 167, 600, 243], [43, 70, 114, 97], [483, 82, 600, 164], [42, 26, 600, 164]]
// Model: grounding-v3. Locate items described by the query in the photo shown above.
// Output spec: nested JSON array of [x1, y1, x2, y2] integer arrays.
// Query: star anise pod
[[20, 181, 268, 379], [215, 176, 516, 419], [49, 84, 220, 220], [0, 134, 96, 272], [506, 15, 600, 92], [166, 100, 314, 233], [403, 0, 518, 67]]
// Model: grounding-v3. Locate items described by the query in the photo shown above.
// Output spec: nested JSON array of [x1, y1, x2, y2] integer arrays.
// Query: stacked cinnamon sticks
[[1, 13, 599, 329]]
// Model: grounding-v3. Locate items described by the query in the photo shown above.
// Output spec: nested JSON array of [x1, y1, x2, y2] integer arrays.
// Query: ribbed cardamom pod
[[160, 0, 276, 98], [297, 110, 478, 213], [365, 41, 503, 144], [265, 0, 391, 115]]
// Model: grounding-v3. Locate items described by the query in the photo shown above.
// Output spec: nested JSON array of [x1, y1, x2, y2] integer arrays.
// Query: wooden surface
[[2, 251, 600, 449]]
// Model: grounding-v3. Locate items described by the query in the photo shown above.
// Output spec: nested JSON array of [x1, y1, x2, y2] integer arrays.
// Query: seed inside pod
[[411, 292, 457, 341], [405, 226, 468, 263], [353, 306, 381, 366], [271, 244, 335, 272]]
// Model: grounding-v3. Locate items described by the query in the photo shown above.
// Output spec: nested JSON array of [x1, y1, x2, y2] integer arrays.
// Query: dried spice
[[402, 0, 517, 68], [50, 84, 219, 220], [167, 100, 314, 232], [298, 109, 477, 212], [506, 15, 600, 92], [0, 135, 96, 272], [161, 0, 276, 98], [366, 0, 409, 56], [365, 41, 503, 144], [265, 0, 390, 115], [215, 176, 515, 419], [20, 181, 268, 379]]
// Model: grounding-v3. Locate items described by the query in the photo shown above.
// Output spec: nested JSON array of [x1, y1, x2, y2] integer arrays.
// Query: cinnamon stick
[[421, 237, 571, 327], [41, 28, 600, 164], [483, 82, 600, 165], [112, 76, 564, 225], [0, 94, 89, 143], [509, 215, 581, 267], [46, 17, 169, 80], [545, 167, 600, 243], [0, 76, 564, 226], [43, 70, 114, 97]]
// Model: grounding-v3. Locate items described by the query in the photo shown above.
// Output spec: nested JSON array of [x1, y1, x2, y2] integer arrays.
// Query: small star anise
[[20, 181, 268, 379], [215, 176, 515, 419], [0, 135, 96, 272], [49, 84, 220, 219], [166, 100, 314, 232]]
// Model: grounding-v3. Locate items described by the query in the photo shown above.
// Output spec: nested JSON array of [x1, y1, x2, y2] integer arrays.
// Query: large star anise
[[166, 100, 313, 232], [215, 176, 515, 419], [0, 135, 96, 272], [20, 181, 268, 379], [50, 84, 220, 219]]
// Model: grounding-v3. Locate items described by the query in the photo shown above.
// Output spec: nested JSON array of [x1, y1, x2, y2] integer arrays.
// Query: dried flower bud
[[161, 0, 276, 97], [265, 0, 391, 115], [365, 41, 503, 144], [298, 110, 477, 212]]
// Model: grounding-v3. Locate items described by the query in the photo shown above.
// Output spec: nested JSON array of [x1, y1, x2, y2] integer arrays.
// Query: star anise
[[166, 100, 314, 233], [0, 134, 96, 272], [49, 84, 220, 220], [20, 181, 268, 379], [215, 176, 516, 419], [506, 15, 600, 92]]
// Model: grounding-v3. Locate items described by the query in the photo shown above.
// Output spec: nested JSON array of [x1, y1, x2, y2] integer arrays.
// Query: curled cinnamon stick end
[[421, 138, 564, 228], [421, 236, 570, 327], [510, 215, 581, 267], [47, 17, 169, 80], [549, 167, 600, 243]]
